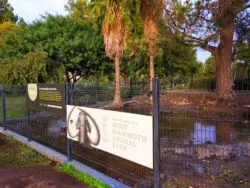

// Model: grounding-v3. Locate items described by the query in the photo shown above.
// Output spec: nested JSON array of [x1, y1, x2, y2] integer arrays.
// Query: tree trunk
[[214, 0, 237, 98], [149, 55, 154, 91], [113, 55, 122, 106], [215, 22, 234, 98]]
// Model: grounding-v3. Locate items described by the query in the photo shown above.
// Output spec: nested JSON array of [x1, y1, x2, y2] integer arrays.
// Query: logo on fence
[[67, 106, 100, 146], [27, 84, 38, 101]]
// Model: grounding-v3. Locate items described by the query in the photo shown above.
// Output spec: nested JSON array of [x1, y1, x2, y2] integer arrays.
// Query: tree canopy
[[0, 14, 109, 84], [165, 0, 250, 97], [0, 0, 249, 103]]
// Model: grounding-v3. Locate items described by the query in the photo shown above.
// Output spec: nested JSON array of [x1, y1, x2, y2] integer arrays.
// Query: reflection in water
[[191, 122, 216, 144], [216, 122, 236, 144], [160, 113, 250, 144]]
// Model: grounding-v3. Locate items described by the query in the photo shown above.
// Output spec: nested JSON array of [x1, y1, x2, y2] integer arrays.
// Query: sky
[[9, 0, 211, 63], [9, 0, 68, 23]]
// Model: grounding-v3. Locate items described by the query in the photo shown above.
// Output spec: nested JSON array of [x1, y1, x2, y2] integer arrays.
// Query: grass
[[0, 133, 110, 187], [0, 95, 26, 105], [0, 134, 50, 168], [0, 95, 26, 119], [0, 107, 26, 119], [58, 163, 110, 188]]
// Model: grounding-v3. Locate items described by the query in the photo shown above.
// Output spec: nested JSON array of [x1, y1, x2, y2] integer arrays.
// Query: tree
[[156, 22, 197, 88], [233, 42, 250, 78], [0, 15, 107, 84], [165, 0, 250, 98], [0, 51, 47, 85], [0, 0, 17, 47], [0, 0, 17, 23], [203, 56, 216, 77], [102, 1, 125, 106], [67, 0, 142, 106], [233, 19, 250, 78], [141, 0, 164, 91], [189, 60, 203, 87]]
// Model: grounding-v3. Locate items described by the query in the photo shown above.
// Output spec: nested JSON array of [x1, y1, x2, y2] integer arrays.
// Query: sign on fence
[[67, 105, 153, 169], [27, 83, 66, 115]]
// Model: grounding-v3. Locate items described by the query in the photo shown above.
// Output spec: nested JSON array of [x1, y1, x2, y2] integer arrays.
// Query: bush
[[190, 77, 216, 90]]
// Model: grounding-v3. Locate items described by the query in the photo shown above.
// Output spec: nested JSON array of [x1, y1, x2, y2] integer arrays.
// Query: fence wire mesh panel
[[29, 110, 67, 154], [159, 81, 250, 187], [0, 80, 250, 187], [71, 82, 153, 187], [3, 86, 28, 137]]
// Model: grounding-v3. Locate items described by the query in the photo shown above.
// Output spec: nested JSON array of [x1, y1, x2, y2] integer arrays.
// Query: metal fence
[[0, 80, 250, 187]]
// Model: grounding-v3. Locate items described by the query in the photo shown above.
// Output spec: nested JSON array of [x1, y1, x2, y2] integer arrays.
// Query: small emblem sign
[[27, 84, 38, 101]]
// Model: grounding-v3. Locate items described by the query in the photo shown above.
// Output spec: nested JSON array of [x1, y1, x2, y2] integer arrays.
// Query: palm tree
[[141, 0, 164, 91], [102, 1, 125, 106], [67, 0, 128, 106], [67, 0, 142, 106]]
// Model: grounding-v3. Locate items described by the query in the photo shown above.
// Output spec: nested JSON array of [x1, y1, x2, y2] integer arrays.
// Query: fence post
[[66, 83, 73, 161], [27, 109, 32, 141], [25, 84, 32, 141], [153, 77, 160, 188], [1, 86, 7, 130]]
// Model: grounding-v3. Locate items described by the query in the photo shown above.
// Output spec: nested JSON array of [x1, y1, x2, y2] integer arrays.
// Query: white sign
[[27, 84, 38, 101], [67, 105, 153, 169]]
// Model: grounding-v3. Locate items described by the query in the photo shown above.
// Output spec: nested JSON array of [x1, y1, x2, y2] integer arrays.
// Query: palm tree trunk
[[149, 55, 154, 92], [113, 55, 122, 106]]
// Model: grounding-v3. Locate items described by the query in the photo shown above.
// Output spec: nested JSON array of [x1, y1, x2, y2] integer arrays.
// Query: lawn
[[0, 134, 49, 168], [0, 95, 26, 119], [0, 133, 109, 188]]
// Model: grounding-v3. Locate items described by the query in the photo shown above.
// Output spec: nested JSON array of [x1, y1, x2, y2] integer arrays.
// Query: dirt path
[[0, 166, 92, 188]]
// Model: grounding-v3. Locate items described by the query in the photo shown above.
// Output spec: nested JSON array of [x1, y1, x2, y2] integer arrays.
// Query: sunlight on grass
[[58, 163, 110, 188]]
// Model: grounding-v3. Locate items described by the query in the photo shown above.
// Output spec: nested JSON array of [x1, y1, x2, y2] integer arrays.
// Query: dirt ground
[[0, 133, 92, 188], [0, 167, 92, 188]]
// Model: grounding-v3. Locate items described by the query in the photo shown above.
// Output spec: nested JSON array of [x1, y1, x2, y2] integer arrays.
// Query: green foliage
[[156, 23, 198, 81], [233, 40, 250, 78], [0, 0, 17, 48], [58, 163, 109, 188], [121, 50, 149, 80], [0, 0, 17, 23], [190, 76, 216, 90], [1, 0, 237, 87], [0, 51, 47, 85], [0, 15, 109, 84], [66, 0, 144, 56], [203, 56, 216, 76]]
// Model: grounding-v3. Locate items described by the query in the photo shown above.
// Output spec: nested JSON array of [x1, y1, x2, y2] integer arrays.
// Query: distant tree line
[[0, 0, 249, 105]]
